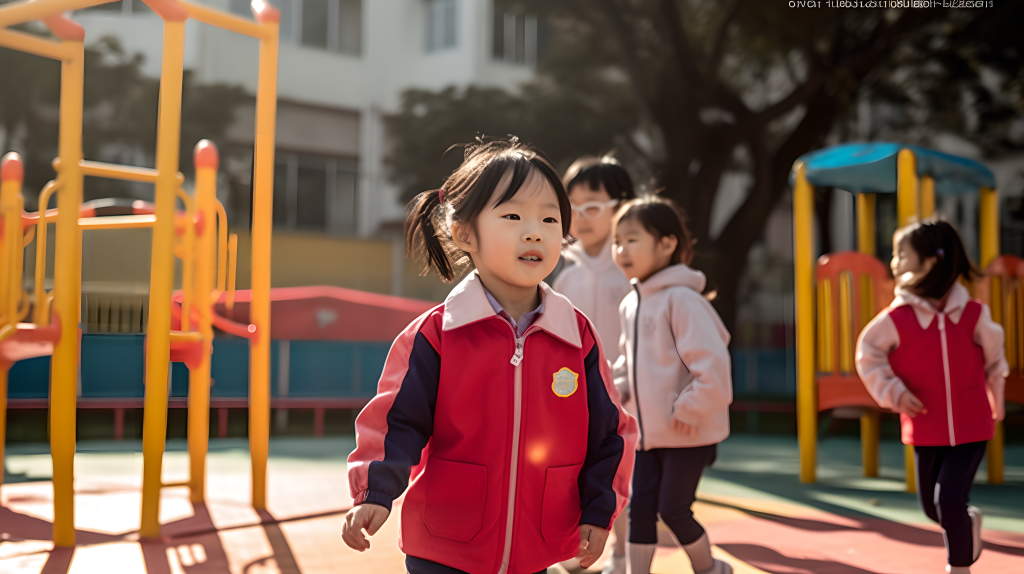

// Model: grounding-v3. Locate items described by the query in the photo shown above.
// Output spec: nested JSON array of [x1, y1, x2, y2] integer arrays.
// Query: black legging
[[628, 444, 717, 546], [915, 440, 987, 567]]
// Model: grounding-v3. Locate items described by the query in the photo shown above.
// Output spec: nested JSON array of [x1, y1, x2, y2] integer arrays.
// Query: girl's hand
[[987, 386, 1006, 422], [670, 417, 699, 437], [577, 524, 610, 569], [341, 503, 390, 552], [897, 390, 926, 418]]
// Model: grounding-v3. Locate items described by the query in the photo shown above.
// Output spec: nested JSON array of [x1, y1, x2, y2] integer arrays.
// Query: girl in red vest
[[857, 218, 1007, 574], [341, 137, 638, 574]]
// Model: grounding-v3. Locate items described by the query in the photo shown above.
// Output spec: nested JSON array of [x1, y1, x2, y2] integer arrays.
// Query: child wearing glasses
[[552, 153, 637, 574]]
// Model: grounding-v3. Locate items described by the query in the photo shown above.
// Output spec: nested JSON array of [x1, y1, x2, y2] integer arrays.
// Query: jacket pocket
[[541, 463, 583, 542], [422, 458, 488, 542]]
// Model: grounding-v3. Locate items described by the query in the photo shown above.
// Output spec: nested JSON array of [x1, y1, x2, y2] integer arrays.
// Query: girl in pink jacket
[[611, 196, 734, 574], [856, 218, 1007, 574]]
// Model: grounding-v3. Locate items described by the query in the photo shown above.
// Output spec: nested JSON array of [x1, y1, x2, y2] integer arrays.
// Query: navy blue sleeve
[[363, 332, 440, 511], [578, 341, 625, 528]]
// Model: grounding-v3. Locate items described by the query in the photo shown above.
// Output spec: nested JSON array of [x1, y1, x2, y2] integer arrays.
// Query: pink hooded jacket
[[612, 264, 733, 450]]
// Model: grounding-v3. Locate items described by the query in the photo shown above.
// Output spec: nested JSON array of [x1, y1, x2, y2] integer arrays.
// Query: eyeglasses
[[570, 199, 619, 220]]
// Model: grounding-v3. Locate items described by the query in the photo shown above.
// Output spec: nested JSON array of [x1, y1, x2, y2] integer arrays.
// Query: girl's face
[[452, 169, 563, 290], [568, 183, 616, 252], [891, 233, 936, 287], [612, 216, 677, 283]]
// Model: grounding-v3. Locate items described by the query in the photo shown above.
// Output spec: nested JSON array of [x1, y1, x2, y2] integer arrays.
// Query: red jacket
[[856, 283, 1007, 447], [348, 272, 637, 574]]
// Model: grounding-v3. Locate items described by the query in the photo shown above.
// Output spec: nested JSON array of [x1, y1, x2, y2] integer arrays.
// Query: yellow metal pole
[[140, 15, 187, 539], [921, 176, 935, 218], [188, 141, 219, 503], [0, 153, 24, 481], [0, 365, 7, 491], [249, 10, 280, 510], [856, 192, 880, 478], [897, 149, 920, 493], [897, 149, 919, 227], [979, 186, 1003, 485], [49, 30, 86, 547], [248, 4, 280, 510], [34, 181, 59, 325], [227, 234, 238, 317], [216, 201, 228, 292], [0, 153, 23, 327], [794, 165, 817, 484]]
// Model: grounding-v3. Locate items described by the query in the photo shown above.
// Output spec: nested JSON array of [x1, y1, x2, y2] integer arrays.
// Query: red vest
[[888, 301, 994, 446]]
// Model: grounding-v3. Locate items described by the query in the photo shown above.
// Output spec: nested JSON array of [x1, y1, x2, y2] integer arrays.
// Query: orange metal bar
[[0, 28, 76, 61], [177, 0, 271, 39]]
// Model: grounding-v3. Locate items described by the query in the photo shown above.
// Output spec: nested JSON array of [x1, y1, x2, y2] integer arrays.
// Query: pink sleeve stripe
[[586, 315, 639, 525], [347, 306, 441, 501]]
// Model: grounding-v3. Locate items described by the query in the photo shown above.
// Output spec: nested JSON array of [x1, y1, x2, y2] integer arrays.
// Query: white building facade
[[72, 0, 538, 237]]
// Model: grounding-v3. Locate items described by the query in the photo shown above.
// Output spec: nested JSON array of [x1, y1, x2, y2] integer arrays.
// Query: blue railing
[[8, 334, 390, 400]]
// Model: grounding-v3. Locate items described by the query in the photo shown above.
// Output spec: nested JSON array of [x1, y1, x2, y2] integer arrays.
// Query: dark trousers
[[405, 556, 546, 574], [628, 444, 717, 546], [915, 440, 987, 567]]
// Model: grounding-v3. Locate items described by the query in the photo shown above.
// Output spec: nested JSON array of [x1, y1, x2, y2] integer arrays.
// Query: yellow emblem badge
[[552, 367, 579, 398]]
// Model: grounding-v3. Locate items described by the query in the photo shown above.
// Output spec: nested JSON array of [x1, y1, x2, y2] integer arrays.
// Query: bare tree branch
[[710, 0, 745, 76], [594, 0, 660, 117]]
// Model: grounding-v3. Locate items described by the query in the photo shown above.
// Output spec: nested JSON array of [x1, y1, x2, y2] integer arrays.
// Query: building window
[[424, 0, 457, 53], [273, 152, 358, 236], [492, 1, 545, 65], [231, 0, 361, 56]]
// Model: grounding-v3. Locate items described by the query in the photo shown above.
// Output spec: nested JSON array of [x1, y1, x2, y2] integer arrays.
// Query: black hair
[[404, 136, 572, 282], [562, 153, 637, 203], [612, 195, 695, 266], [895, 217, 978, 299]]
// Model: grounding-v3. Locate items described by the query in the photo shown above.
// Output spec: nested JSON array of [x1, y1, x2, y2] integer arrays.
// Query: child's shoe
[[695, 559, 733, 574], [601, 554, 626, 574], [968, 505, 983, 562]]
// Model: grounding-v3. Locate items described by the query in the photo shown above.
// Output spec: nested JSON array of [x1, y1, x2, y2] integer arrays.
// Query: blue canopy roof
[[791, 142, 995, 196]]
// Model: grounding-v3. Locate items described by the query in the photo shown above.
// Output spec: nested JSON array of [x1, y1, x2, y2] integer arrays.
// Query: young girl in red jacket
[[341, 137, 638, 574], [857, 219, 1007, 574], [611, 196, 734, 574]]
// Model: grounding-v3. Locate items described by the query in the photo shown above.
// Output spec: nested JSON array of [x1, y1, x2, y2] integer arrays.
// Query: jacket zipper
[[498, 323, 528, 574], [632, 285, 645, 451], [937, 314, 956, 446]]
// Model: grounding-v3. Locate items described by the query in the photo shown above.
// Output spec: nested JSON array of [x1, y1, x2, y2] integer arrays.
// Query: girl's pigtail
[[404, 188, 455, 282]]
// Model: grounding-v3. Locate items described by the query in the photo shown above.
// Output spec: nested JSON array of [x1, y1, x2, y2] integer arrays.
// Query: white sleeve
[[855, 312, 906, 410], [975, 303, 1008, 403], [671, 294, 733, 424], [612, 309, 629, 401]]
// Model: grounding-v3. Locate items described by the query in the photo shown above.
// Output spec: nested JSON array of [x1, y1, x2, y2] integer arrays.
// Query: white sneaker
[[968, 506, 983, 563], [601, 554, 626, 574]]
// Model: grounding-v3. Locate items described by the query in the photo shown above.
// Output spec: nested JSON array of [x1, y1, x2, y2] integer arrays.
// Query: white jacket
[[553, 239, 632, 364], [612, 264, 732, 450], [856, 282, 1007, 411]]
